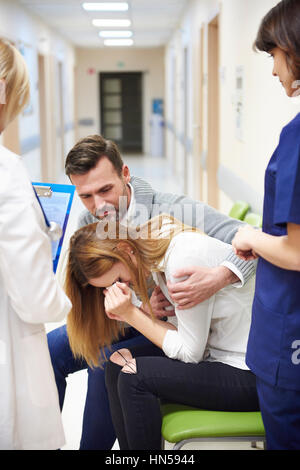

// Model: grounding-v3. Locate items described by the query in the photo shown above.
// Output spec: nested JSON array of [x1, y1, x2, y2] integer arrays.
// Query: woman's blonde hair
[[0, 38, 30, 129], [65, 214, 199, 367]]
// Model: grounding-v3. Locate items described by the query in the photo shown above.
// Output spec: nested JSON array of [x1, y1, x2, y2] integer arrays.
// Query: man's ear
[[122, 164, 131, 184]]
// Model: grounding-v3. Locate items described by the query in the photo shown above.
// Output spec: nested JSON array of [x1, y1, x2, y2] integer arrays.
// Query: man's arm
[[152, 190, 256, 288], [167, 265, 239, 310], [132, 177, 256, 308]]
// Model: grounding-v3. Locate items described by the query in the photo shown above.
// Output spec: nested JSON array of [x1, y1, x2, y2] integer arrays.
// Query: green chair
[[161, 403, 266, 450], [244, 212, 263, 228], [229, 201, 250, 220]]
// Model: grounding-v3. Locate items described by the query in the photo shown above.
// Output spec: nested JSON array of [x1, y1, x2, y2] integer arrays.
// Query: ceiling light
[[99, 30, 133, 38], [92, 19, 131, 27], [104, 39, 133, 46], [82, 2, 128, 11]]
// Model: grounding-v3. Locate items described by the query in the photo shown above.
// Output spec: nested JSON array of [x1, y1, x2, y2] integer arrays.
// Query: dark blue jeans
[[47, 325, 150, 450]]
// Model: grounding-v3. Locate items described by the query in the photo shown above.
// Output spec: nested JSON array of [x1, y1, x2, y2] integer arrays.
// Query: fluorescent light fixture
[[92, 19, 131, 27], [99, 30, 132, 38], [104, 39, 133, 46], [83, 2, 128, 11]]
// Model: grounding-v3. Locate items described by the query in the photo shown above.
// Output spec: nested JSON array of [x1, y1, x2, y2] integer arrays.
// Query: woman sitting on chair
[[65, 215, 259, 450]]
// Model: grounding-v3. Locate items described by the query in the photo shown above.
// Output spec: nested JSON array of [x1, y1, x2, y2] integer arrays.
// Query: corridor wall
[[165, 0, 300, 214], [75, 46, 165, 156], [0, 0, 76, 183]]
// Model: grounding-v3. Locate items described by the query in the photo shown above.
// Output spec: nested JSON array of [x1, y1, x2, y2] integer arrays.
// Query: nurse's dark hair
[[254, 0, 300, 79], [65, 134, 124, 178]]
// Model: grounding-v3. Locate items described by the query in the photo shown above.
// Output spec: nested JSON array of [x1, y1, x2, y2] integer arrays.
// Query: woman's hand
[[103, 282, 133, 321], [232, 225, 259, 261]]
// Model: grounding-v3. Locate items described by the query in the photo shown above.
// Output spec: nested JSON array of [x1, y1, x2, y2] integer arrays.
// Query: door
[[100, 72, 142, 153], [197, 25, 205, 201], [58, 61, 65, 168], [54, 60, 65, 178], [38, 53, 49, 181]]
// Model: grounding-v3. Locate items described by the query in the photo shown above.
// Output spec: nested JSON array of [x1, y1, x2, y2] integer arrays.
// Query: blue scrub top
[[246, 113, 300, 391]]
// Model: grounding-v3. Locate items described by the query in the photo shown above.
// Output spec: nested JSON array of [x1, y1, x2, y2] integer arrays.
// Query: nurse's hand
[[232, 225, 259, 261], [103, 282, 134, 321]]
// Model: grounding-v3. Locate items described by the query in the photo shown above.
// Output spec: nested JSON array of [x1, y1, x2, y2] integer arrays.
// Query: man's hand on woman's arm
[[167, 265, 239, 309]]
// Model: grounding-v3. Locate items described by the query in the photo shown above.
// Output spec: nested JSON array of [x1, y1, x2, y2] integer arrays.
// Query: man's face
[[70, 157, 131, 220]]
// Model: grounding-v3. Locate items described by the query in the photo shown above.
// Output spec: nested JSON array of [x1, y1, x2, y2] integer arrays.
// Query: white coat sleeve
[[0, 157, 71, 324]]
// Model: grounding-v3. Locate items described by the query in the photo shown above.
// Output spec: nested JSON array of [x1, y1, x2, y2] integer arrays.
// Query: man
[[48, 134, 256, 449]]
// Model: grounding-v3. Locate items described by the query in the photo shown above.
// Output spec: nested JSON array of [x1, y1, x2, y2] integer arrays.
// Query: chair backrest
[[229, 201, 250, 220], [244, 212, 262, 228]]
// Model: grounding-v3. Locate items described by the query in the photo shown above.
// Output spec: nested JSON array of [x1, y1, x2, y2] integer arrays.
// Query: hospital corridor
[[1, 0, 300, 452]]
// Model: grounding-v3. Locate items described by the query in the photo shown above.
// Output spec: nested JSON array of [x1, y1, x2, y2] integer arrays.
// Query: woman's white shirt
[[152, 231, 255, 369], [0, 145, 71, 450]]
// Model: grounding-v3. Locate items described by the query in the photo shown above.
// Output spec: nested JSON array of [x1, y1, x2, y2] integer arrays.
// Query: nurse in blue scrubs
[[232, 0, 300, 450]]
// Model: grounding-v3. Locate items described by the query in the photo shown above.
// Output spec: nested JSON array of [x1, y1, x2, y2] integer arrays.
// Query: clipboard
[[33, 182, 75, 273]]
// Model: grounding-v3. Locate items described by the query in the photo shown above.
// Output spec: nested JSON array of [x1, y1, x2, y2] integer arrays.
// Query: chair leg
[[251, 440, 267, 450], [173, 440, 186, 450], [263, 439, 267, 450]]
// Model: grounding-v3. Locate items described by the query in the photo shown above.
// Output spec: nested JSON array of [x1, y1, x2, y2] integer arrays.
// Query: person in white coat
[[0, 38, 71, 450]]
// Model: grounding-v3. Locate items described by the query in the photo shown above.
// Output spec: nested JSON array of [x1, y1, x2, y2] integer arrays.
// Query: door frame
[[193, 24, 205, 202], [207, 14, 220, 209]]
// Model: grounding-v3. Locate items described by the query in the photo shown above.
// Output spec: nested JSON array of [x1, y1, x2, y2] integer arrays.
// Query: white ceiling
[[18, 0, 190, 47]]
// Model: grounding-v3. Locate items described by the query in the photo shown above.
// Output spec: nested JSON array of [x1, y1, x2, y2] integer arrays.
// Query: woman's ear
[[0, 79, 6, 104], [0, 80, 6, 133], [116, 241, 137, 266]]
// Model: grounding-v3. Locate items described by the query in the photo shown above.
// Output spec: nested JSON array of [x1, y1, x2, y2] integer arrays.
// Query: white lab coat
[[0, 145, 71, 450]]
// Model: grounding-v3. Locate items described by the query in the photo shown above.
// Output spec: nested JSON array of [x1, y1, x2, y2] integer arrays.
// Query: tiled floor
[[48, 155, 262, 451]]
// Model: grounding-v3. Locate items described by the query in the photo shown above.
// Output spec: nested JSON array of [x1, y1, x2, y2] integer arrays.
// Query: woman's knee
[[121, 358, 137, 374], [105, 349, 137, 394], [110, 348, 133, 367], [110, 349, 137, 374]]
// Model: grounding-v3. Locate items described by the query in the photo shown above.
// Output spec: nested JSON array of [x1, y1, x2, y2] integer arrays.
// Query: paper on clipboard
[[33, 182, 75, 273]]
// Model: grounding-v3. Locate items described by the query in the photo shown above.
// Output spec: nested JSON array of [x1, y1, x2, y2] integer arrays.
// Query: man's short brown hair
[[65, 135, 124, 177]]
